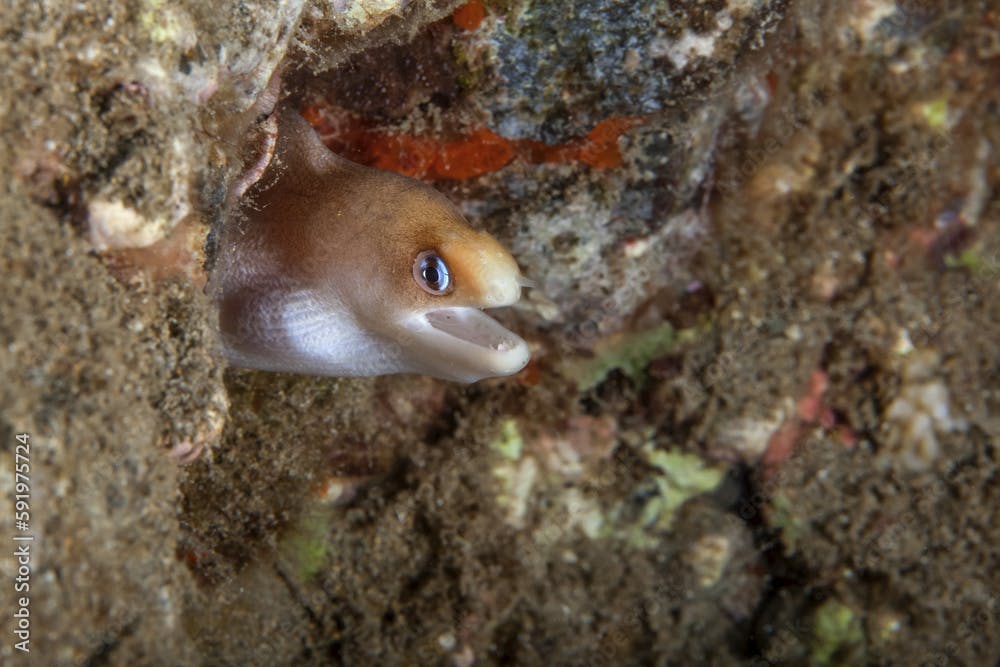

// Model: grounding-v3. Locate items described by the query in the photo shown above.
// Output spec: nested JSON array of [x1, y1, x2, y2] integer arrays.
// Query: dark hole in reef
[[551, 231, 579, 253], [296, 20, 461, 123]]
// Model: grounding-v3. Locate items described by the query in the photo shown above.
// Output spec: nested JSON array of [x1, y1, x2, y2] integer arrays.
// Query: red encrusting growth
[[452, 0, 487, 30], [761, 369, 857, 477], [524, 116, 646, 169], [302, 104, 644, 180]]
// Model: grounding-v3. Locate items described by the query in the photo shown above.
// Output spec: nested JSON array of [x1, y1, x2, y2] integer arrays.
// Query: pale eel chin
[[208, 105, 530, 384], [395, 277, 530, 384]]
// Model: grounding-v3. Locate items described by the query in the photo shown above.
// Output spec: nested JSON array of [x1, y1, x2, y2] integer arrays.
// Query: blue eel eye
[[414, 250, 452, 295]]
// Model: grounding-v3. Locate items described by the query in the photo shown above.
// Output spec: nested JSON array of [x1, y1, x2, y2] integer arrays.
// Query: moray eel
[[208, 108, 530, 383]]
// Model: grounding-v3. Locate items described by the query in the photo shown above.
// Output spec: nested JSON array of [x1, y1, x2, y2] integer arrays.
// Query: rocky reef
[[1, 0, 999, 665]]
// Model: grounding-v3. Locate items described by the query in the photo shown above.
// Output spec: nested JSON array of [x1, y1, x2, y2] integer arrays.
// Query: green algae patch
[[768, 492, 806, 553], [564, 322, 675, 390], [945, 244, 995, 271], [810, 599, 864, 665], [486, 420, 726, 542], [604, 440, 728, 548], [490, 418, 537, 527], [640, 445, 725, 530], [491, 418, 524, 460], [919, 97, 950, 130], [280, 506, 334, 582]]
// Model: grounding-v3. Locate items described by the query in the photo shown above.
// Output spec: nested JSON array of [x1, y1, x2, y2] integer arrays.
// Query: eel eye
[[414, 250, 452, 295]]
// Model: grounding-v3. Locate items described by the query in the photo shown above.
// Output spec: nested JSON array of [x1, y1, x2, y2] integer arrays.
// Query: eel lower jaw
[[400, 307, 530, 383]]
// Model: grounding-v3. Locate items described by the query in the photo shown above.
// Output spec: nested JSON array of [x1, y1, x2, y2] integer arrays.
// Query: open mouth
[[403, 307, 530, 383], [425, 309, 525, 353]]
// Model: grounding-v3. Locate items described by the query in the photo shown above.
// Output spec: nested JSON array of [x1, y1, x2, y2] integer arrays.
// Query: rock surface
[[2, 0, 999, 665]]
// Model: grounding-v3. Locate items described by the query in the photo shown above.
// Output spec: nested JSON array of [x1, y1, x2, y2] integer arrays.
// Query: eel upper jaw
[[399, 307, 530, 383]]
